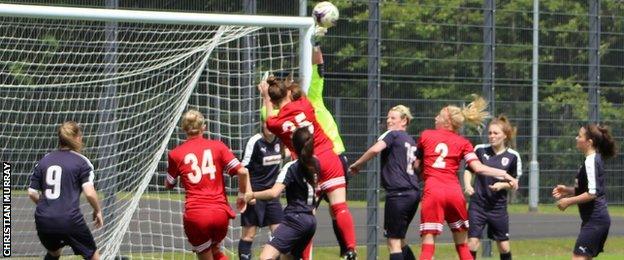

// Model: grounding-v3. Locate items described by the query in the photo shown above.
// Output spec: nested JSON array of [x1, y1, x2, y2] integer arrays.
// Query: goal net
[[0, 4, 313, 259]]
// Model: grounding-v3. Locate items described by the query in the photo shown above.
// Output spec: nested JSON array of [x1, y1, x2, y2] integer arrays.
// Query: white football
[[312, 1, 339, 28]]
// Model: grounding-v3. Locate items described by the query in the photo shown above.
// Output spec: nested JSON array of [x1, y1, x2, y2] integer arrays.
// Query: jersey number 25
[[184, 149, 217, 184]]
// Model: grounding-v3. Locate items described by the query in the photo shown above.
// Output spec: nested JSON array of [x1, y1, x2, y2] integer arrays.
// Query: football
[[312, 1, 339, 28]]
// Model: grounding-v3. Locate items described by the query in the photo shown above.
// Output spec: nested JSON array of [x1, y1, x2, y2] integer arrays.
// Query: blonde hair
[[445, 95, 489, 131], [58, 121, 83, 152], [181, 110, 205, 136], [490, 115, 517, 148], [390, 104, 414, 125]]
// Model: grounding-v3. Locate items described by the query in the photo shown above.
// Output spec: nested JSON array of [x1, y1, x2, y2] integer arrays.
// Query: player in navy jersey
[[238, 121, 286, 260], [28, 121, 104, 260], [165, 110, 251, 260], [244, 127, 318, 260], [349, 105, 420, 260], [462, 116, 522, 260], [552, 124, 616, 259]]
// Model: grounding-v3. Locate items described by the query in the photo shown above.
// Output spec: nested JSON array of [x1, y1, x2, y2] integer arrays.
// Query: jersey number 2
[[432, 143, 448, 169], [184, 150, 217, 183]]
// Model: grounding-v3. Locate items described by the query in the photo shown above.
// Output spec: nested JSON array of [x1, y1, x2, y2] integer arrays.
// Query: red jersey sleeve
[[218, 141, 242, 176], [166, 152, 179, 185], [460, 138, 478, 164]]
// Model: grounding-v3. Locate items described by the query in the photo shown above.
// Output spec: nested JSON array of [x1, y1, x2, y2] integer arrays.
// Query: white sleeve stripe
[[241, 134, 262, 166], [377, 130, 392, 141], [585, 154, 597, 194], [277, 161, 296, 183], [508, 148, 523, 178], [70, 150, 94, 170], [464, 152, 478, 162], [474, 143, 490, 152], [28, 188, 40, 194], [81, 182, 94, 188], [224, 158, 241, 174]]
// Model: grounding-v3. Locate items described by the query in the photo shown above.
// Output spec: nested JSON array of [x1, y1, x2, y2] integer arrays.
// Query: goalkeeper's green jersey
[[307, 65, 346, 154]]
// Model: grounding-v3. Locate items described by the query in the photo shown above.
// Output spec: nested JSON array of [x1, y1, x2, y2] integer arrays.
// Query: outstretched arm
[[349, 140, 386, 174], [245, 183, 286, 201]]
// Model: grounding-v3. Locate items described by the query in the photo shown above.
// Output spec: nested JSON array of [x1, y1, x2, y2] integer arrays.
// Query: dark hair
[[267, 76, 289, 105], [489, 115, 517, 148], [583, 123, 617, 159], [292, 127, 318, 189]]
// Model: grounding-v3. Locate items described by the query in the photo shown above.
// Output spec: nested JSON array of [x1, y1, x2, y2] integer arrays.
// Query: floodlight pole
[[529, 0, 540, 212]]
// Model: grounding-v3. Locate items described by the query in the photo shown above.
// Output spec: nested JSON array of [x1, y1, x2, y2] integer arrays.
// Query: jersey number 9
[[184, 149, 217, 184], [45, 165, 63, 200]]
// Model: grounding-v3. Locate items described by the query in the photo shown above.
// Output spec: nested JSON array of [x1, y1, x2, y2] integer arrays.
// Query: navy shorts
[[37, 222, 97, 259], [269, 213, 316, 258], [241, 198, 284, 227], [574, 218, 610, 257], [468, 203, 509, 241], [384, 189, 420, 239]]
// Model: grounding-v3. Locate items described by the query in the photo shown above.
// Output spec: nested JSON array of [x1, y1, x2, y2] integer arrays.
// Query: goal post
[[1, 3, 313, 259]]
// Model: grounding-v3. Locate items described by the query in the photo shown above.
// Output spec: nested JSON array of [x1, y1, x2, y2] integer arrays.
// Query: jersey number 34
[[184, 149, 217, 183]]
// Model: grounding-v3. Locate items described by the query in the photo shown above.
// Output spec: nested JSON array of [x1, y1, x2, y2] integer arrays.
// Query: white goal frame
[[0, 3, 314, 91]]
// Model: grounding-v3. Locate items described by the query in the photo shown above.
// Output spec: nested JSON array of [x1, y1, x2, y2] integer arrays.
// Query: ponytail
[[292, 127, 318, 189], [584, 124, 617, 159]]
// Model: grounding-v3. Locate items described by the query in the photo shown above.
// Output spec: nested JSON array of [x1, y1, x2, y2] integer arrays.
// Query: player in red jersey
[[165, 110, 251, 260], [415, 95, 518, 260], [259, 77, 357, 259]]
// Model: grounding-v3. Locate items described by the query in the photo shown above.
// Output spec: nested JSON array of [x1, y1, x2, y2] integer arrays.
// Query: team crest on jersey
[[274, 144, 280, 153], [501, 157, 509, 166]]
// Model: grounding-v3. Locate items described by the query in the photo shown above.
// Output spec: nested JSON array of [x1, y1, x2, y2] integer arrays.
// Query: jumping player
[[463, 116, 522, 260], [415, 95, 518, 260], [259, 75, 357, 259], [349, 105, 420, 260], [244, 127, 319, 260], [28, 121, 104, 260], [238, 121, 285, 260], [552, 123, 616, 260], [165, 110, 251, 260]]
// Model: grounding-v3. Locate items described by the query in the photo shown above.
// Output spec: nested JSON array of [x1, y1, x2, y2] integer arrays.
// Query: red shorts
[[183, 208, 230, 253], [419, 186, 469, 235], [316, 149, 346, 192]]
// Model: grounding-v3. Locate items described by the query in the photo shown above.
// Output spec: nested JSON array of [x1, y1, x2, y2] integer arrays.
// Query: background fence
[[3, 0, 624, 257]]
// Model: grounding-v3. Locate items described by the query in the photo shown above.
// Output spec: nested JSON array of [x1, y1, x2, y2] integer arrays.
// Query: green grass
[[11, 237, 624, 259], [311, 236, 624, 259], [119, 236, 624, 259]]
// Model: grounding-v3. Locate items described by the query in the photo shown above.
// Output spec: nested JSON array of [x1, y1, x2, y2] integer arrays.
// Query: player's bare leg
[[420, 233, 436, 260], [496, 240, 510, 254], [259, 244, 281, 260]]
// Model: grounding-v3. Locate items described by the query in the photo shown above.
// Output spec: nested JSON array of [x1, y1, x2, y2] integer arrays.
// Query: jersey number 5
[[404, 143, 418, 175], [432, 143, 448, 169], [184, 150, 217, 183], [281, 112, 314, 134]]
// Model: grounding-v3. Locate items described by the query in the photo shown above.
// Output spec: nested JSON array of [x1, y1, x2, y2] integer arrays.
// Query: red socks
[[212, 250, 228, 260], [419, 244, 435, 260], [455, 243, 473, 260], [302, 240, 313, 260], [330, 202, 356, 250]]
